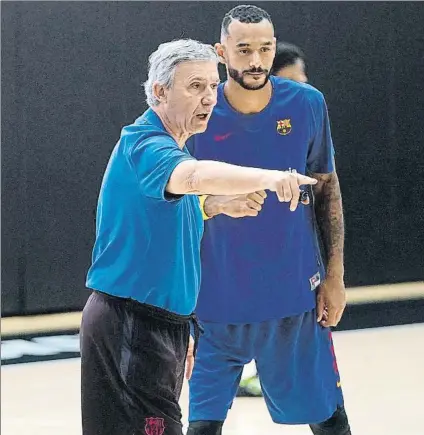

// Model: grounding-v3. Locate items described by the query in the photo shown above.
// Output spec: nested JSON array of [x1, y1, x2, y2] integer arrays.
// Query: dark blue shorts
[[189, 309, 344, 425]]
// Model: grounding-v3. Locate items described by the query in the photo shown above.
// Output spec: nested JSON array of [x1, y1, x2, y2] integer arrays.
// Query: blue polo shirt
[[187, 76, 334, 323], [86, 109, 203, 315]]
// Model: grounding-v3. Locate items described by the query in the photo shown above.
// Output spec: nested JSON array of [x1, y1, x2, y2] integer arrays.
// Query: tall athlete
[[237, 40, 311, 398], [187, 5, 351, 435]]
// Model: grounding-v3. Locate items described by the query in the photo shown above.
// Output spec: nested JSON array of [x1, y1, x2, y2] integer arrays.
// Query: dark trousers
[[80, 291, 191, 435]]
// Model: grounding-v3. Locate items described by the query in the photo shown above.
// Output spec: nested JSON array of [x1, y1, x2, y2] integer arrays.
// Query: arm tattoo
[[311, 171, 345, 277]]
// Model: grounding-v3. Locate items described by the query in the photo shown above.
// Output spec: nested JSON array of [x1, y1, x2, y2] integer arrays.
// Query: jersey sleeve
[[307, 94, 335, 174], [128, 134, 195, 201]]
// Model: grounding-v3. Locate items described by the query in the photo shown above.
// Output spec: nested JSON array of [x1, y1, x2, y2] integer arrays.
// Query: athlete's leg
[[309, 405, 351, 435], [188, 322, 253, 434], [255, 310, 346, 425]]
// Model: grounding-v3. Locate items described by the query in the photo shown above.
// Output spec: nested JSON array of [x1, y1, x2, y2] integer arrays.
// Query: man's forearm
[[167, 160, 273, 197], [313, 171, 345, 278], [167, 160, 317, 207], [187, 160, 274, 196]]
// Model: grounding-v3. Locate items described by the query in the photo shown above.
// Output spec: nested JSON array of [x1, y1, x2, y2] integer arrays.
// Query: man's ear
[[152, 82, 167, 104], [214, 43, 227, 65]]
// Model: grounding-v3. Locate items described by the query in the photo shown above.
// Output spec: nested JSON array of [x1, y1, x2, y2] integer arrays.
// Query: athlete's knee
[[187, 420, 224, 435], [309, 406, 351, 435]]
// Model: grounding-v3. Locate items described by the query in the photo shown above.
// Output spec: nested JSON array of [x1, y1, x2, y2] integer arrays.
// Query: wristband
[[199, 195, 211, 221]]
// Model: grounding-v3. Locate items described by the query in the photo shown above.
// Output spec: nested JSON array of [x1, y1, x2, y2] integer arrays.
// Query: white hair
[[143, 39, 218, 107]]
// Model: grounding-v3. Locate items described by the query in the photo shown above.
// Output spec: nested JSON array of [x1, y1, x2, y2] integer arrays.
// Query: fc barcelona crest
[[145, 417, 165, 435], [277, 119, 292, 135]]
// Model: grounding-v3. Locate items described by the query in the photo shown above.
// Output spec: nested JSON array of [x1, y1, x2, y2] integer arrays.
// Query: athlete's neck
[[224, 79, 272, 115]]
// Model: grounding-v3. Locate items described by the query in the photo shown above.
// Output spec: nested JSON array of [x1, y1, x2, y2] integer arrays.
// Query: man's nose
[[202, 88, 217, 106], [249, 51, 261, 68]]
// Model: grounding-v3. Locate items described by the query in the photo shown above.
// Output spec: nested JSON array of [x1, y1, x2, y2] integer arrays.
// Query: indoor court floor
[[2, 323, 424, 435]]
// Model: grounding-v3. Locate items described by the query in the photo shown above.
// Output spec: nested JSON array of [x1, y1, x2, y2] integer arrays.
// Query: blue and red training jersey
[[187, 76, 335, 323]]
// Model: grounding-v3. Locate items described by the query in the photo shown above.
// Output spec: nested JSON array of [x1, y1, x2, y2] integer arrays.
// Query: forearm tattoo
[[312, 171, 345, 273]]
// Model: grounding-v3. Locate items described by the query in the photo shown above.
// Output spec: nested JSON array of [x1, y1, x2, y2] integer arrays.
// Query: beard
[[227, 66, 270, 90]]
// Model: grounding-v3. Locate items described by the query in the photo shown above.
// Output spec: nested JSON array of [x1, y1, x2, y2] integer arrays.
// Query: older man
[[80, 38, 317, 435]]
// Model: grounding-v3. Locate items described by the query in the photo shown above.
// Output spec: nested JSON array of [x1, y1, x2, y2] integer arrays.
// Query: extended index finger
[[296, 174, 318, 186], [289, 176, 300, 212]]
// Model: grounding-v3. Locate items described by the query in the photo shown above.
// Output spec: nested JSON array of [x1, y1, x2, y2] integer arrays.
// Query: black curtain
[[2, 2, 423, 315]]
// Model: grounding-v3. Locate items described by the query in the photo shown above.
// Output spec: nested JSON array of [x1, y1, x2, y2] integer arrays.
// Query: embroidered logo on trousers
[[145, 417, 165, 435]]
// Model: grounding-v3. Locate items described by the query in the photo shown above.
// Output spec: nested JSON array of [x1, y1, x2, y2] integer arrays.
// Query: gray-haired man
[[80, 38, 317, 435]]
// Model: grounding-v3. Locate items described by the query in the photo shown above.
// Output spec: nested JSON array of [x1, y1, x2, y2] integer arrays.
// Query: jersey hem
[[196, 302, 317, 325]]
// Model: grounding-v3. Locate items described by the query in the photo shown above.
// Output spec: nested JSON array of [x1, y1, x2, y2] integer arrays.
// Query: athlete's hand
[[204, 191, 267, 218], [316, 276, 347, 327], [266, 170, 317, 211], [185, 335, 195, 380]]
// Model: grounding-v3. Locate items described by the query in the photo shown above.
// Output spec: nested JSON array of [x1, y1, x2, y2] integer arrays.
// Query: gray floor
[[2, 324, 424, 435]]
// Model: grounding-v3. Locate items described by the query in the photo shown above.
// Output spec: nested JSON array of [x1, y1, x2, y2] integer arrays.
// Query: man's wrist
[[326, 256, 344, 279]]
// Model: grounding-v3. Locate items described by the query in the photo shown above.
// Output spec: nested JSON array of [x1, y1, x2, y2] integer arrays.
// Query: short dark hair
[[271, 42, 305, 74], [221, 5, 273, 36]]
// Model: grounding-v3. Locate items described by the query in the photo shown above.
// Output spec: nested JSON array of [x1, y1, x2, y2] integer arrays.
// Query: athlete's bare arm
[[311, 167, 346, 327]]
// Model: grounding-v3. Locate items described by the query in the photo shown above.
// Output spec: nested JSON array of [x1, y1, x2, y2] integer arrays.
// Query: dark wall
[[2, 2, 424, 315]]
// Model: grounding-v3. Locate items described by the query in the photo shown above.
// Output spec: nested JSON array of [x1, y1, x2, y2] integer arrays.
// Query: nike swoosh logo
[[214, 132, 233, 142]]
